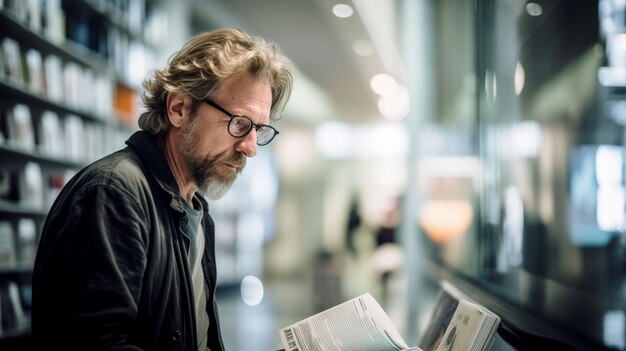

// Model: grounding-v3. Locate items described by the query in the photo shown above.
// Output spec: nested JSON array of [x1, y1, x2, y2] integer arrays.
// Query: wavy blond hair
[[139, 28, 295, 134]]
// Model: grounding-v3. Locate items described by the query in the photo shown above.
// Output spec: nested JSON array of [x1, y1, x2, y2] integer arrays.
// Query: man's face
[[179, 72, 272, 199]]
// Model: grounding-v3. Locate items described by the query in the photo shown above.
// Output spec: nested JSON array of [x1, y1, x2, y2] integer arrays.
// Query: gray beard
[[178, 114, 243, 200], [188, 155, 238, 200], [199, 176, 231, 200]]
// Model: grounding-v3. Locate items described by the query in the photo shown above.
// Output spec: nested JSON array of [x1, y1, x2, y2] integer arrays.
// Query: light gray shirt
[[184, 196, 210, 350]]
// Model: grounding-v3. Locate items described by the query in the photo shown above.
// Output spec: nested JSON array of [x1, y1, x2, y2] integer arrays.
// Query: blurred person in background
[[371, 195, 404, 306], [345, 194, 362, 257], [32, 28, 294, 351]]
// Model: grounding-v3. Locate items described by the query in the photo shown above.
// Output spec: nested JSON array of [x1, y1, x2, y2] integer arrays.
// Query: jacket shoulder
[[63, 148, 153, 204], [85, 149, 146, 185]]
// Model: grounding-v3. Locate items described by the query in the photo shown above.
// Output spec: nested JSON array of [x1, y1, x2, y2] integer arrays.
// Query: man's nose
[[235, 129, 257, 157]]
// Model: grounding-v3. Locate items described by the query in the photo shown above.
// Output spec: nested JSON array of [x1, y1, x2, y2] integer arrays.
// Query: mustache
[[216, 151, 246, 169]]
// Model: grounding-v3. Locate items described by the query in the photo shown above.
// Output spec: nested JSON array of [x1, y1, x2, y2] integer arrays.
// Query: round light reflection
[[353, 39, 375, 56], [332, 4, 353, 18], [378, 85, 409, 121], [514, 62, 525, 96], [370, 74, 398, 97], [526, 3, 543, 16], [240, 275, 264, 306]]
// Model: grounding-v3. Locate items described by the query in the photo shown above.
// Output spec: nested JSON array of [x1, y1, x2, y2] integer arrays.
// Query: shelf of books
[[0, 0, 160, 343]]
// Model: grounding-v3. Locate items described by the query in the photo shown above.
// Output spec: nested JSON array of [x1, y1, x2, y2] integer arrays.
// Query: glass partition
[[416, 0, 626, 349]]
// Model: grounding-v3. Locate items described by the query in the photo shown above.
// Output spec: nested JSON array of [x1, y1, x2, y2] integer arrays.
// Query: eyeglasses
[[203, 98, 279, 146]]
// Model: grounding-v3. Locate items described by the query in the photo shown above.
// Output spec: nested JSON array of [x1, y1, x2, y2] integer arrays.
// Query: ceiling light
[[370, 73, 397, 96], [332, 4, 354, 18], [353, 39, 375, 56], [378, 85, 409, 121]]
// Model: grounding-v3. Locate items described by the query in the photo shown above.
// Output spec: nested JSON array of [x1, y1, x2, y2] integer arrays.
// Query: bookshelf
[[0, 0, 158, 344]]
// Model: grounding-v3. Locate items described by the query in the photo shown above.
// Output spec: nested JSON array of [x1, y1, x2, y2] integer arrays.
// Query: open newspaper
[[278, 293, 421, 351], [434, 300, 500, 351], [420, 281, 501, 351], [279, 282, 500, 351]]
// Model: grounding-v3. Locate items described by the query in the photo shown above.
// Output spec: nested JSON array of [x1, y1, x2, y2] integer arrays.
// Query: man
[[32, 28, 295, 350]]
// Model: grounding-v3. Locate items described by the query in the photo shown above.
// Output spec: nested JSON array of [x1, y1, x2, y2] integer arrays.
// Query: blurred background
[[1, 0, 626, 350]]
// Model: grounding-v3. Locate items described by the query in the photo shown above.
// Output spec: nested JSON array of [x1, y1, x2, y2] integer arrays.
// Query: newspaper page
[[435, 300, 487, 351], [418, 280, 500, 351], [418, 286, 461, 351], [279, 293, 420, 351]]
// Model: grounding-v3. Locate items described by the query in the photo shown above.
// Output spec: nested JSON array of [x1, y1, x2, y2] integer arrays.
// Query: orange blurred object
[[114, 84, 138, 127], [419, 200, 473, 244]]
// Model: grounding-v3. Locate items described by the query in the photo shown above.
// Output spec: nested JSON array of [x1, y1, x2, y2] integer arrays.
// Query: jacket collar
[[126, 131, 212, 214], [126, 130, 187, 213]]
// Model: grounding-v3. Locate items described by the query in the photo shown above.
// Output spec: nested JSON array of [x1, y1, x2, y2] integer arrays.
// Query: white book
[[44, 54, 63, 102], [39, 110, 64, 157], [64, 114, 84, 162], [83, 123, 104, 160], [16, 218, 36, 266], [7, 103, 35, 151], [0, 284, 2, 333], [0, 221, 16, 268], [25, 0, 41, 33], [62, 61, 80, 109], [2, 37, 23, 84], [93, 75, 114, 118], [42, 0, 64, 44], [20, 162, 44, 209], [7, 281, 27, 329], [278, 293, 422, 351], [127, 0, 145, 35], [0, 40, 4, 81], [25, 48, 44, 93]]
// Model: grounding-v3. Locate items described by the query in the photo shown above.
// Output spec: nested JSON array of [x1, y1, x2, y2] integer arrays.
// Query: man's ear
[[166, 92, 187, 128]]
